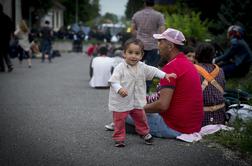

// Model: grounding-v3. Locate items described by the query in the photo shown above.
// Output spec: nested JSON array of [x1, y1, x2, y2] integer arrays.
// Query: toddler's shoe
[[105, 122, 114, 131], [142, 133, 153, 145], [114, 141, 125, 147]]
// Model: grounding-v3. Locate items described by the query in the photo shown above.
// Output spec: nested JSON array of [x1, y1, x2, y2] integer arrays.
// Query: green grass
[[206, 119, 252, 155]]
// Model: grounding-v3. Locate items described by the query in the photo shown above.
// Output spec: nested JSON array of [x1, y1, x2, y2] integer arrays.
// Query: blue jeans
[[41, 40, 52, 61], [126, 113, 182, 138]]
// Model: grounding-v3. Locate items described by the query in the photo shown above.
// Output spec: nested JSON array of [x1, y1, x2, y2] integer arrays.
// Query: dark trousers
[[143, 49, 160, 92], [0, 46, 12, 71], [41, 39, 52, 61], [222, 62, 251, 78], [143, 49, 160, 67]]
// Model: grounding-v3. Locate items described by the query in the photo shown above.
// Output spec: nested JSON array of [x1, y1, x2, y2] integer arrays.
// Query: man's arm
[[159, 25, 166, 33], [144, 88, 174, 113], [131, 22, 137, 37]]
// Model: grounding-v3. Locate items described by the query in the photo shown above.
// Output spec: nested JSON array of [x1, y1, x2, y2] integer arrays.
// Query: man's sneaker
[[142, 133, 153, 145], [115, 141, 125, 147], [105, 122, 114, 131]]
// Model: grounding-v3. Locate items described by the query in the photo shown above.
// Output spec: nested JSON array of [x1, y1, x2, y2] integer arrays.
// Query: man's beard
[[158, 56, 168, 68]]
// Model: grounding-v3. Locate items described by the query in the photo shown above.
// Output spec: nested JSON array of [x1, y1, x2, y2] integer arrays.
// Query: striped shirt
[[132, 7, 165, 50]]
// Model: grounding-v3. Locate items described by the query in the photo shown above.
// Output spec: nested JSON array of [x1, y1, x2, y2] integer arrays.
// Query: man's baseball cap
[[153, 28, 186, 45]]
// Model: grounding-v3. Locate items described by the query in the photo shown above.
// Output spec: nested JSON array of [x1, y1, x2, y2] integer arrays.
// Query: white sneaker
[[105, 122, 114, 131]]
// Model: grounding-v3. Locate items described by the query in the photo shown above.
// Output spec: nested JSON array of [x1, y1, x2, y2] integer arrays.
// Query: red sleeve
[[160, 63, 177, 89]]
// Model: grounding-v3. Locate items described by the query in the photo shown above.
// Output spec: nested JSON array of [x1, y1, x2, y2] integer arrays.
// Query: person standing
[[41, 20, 53, 63], [131, 0, 165, 91], [0, 3, 14, 72], [14, 20, 32, 68]]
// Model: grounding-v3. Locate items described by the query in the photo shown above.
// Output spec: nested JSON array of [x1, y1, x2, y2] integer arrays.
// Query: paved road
[[0, 48, 249, 166]]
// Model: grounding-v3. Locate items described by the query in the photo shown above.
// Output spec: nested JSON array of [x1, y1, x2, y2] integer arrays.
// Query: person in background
[[0, 3, 14, 72], [86, 42, 97, 57], [14, 20, 32, 68], [194, 43, 226, 126], [214, 25, 252, 78], [108, 38, 176, 147], [30, 39, 42, 58], [41, 20, 53, 63], [131, 0, 165, 92], [89, 46, 114, 88], [184, 46, 197, 64], [111, 49, 124, 71]]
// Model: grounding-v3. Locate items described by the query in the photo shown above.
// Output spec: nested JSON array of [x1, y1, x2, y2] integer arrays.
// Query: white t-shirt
[[89, 56, 114, 88]]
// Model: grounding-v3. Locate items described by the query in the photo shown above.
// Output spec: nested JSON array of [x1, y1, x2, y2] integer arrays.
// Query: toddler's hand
[[118, 87, 128, 97], [165, 73, 177, 82]]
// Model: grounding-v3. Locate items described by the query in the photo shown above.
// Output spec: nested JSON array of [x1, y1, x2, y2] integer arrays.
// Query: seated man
[[89, 46, 114, 88], [120, 28, 203, 138]]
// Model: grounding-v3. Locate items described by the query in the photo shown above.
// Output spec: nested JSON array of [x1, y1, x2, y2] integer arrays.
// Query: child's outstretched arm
[[164, 73, 177, 82]]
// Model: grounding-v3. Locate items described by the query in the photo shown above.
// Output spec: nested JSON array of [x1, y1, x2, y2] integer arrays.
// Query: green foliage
[[218, 0, 252, 47], [60, 0, 100, 26], [102, 13, 118, 24], [22, 0, 53, 22], [164, 12, 211, 42], [207, 119, 252, 155], [154, 4, 178, 14]]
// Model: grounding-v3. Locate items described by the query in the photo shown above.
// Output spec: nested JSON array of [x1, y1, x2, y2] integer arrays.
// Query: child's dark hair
[[123, 38, 144, 53], [195, 42, 215, 63]]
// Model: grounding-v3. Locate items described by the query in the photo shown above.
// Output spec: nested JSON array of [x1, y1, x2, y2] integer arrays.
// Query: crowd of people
[[1, 0, 252, 148], [0, 3, 55, 72], [86, 0, 252, 148]]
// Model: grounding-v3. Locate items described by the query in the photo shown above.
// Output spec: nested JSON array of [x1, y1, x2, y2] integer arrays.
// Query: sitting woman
[[195, 43, 226, 126]]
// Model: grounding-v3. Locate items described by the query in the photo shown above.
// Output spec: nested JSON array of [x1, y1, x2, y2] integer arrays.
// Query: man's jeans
[[126, 113, 182, 138]]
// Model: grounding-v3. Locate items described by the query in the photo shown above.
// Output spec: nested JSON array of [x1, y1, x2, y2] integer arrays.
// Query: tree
[[179, 0, 224, 21], [21, 0, 53, 24], [102, 13, 118, 24], [125, 0, 143, 20], [217, 0, 252, 46], [60, 0, 100, 26]]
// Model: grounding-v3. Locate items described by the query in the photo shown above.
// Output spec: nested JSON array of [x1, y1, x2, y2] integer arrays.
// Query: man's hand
[[165, 73, 177, 82], [118, 87, 128, 97]]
